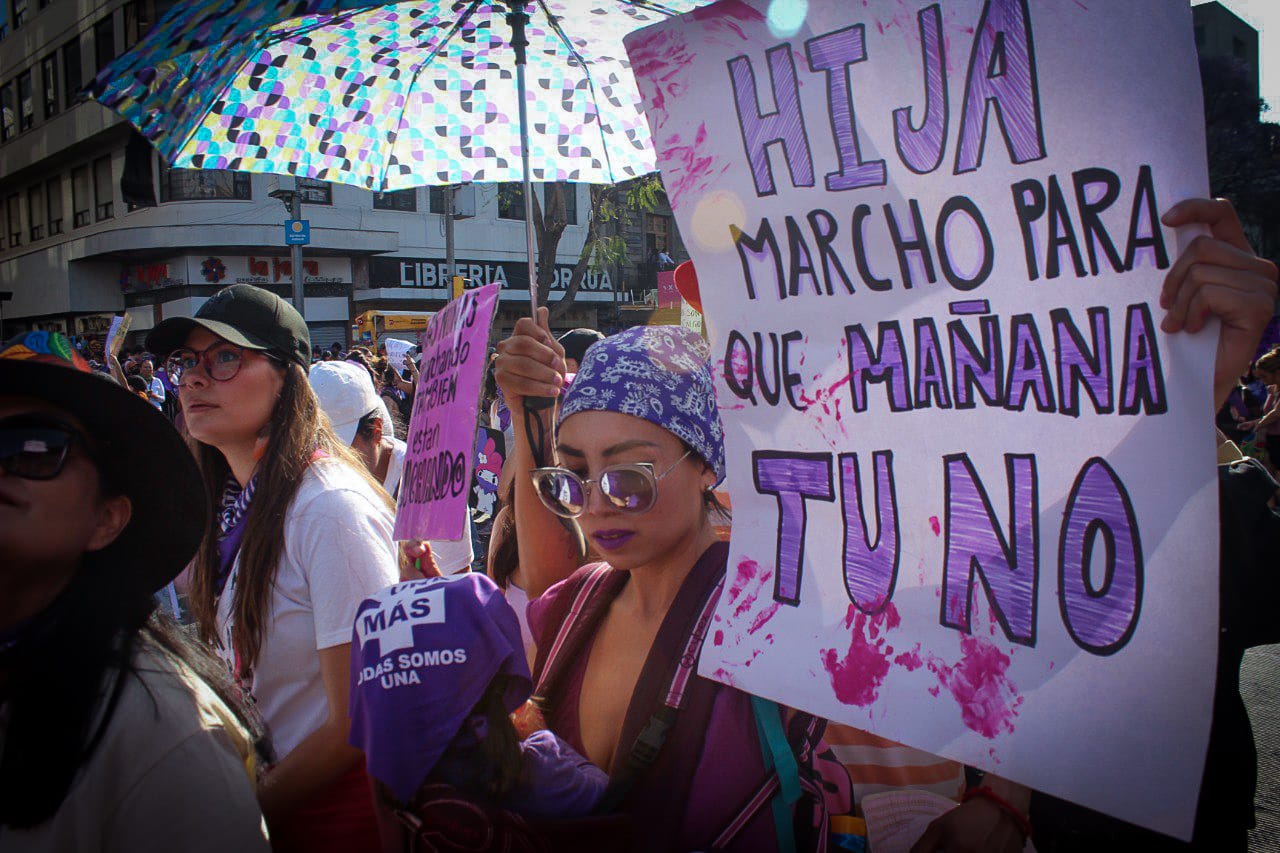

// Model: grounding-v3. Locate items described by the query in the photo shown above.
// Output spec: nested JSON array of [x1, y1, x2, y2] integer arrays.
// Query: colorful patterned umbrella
[[89, 0, 711, 189], [90, 0, 712, 310]]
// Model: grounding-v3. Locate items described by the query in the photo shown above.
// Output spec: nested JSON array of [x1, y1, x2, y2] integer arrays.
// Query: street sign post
[[285, 219, 311, 246]]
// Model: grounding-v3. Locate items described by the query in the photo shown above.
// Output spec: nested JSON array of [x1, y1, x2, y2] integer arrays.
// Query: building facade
[[0, 0, 617, 348], [1192, 1, 1261, 103]]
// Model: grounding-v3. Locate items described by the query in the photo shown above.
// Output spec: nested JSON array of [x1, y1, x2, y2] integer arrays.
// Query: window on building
[[644, 212, 671, 256], [373, 188, 416, 211], [122, 0, 158, 47], [72, 166, 90, 227], [17, 70, 33, 132], [126, 5, 142, 43], [93, 157, 113, 220], [11, 0, 29, 30], [27, 184, 43, 241], [94, 15, 116, 73], [0, 83, 14, 142], [160, 165, 251, 201], [6, 194, 21, 247], [63, 39, 82, 106], [46, 175, 62, 235], [296, 177, 331, 205], [41, 55, 57, 118], [429, 186, 451, 215], [498, 182, 526, 220], [560, 182, 577, 225], [1232, 36, 1247, 59]]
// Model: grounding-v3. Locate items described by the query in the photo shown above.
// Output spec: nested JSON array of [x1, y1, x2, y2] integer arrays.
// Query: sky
[[1192, 0, 1279, 119]]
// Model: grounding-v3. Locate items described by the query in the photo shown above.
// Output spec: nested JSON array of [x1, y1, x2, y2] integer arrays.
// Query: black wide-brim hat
[[0, 332, 207, 593]]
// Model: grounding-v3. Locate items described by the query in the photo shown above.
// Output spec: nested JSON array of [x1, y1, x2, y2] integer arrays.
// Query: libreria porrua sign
[[393, 283, 499, 542], [626, 0, 1216, 839]]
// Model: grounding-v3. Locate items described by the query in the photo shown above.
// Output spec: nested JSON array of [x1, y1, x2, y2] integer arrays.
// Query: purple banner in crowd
[[393, 283, 499, 541]]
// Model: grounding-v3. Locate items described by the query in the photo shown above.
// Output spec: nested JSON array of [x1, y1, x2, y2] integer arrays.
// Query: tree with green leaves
[[502, 175, 666, 320], [1199, 55, 1280, 259]]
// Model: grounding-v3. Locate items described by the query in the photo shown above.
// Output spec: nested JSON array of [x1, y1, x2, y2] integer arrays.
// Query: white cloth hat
[[309, 360, 383, 445]]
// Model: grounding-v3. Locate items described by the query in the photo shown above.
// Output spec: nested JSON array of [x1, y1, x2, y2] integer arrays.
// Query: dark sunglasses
[[0, 416, 86, 481], [531, 450, 692, 519], [166, 342, 278, 386]]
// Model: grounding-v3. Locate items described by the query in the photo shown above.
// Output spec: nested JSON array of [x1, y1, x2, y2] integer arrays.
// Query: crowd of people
[[1, 198, 1278, 853]]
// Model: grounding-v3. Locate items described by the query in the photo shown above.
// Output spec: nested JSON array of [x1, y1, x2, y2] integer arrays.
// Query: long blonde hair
[[187, 362, 392, 667]]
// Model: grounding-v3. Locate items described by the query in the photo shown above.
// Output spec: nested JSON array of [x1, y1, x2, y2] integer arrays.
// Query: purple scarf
[[215, 473, 257, 595]]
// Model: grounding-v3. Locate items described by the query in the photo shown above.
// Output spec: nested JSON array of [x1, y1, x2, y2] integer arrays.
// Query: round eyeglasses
[[531, 450, 693, 519], [166, 342, 276, 387]]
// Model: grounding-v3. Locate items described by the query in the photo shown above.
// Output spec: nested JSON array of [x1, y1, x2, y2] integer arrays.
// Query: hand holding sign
[[385, 337, 415, 373], [399, 540, 442, 581], [1158, 199, 1278, 407], [105, 313, 132, 358]]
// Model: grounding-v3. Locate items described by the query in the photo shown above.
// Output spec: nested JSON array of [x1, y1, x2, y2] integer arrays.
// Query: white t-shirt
[[502, 582, 536, 668], [384, 437, 475, 575], [0, 640, 269, 853], [145, 376, 166, 409], [216, 458, 398, 760]]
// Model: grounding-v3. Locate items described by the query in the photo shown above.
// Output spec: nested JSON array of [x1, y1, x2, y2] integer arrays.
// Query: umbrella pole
[[506, 0, 539, 320], [508, 1, 556, 427]]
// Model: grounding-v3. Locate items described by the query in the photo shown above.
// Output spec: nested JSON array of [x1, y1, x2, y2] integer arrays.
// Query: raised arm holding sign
[[625, 0, 1276, 843]]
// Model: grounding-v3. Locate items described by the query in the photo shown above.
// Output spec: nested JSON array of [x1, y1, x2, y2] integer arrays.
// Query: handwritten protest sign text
[[394, 283, 499, 541]]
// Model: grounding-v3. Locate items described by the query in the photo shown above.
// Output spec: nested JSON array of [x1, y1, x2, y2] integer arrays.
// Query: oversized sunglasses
[[166, 342, 276, 386], [531, 450, 693, 519], [0, 416, 86, 480]]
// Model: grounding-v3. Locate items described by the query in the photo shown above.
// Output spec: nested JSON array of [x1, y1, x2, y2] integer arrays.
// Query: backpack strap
[[531, 565, 622, 709], [710, 705, 829, 852], [593, 575, 726, 813]]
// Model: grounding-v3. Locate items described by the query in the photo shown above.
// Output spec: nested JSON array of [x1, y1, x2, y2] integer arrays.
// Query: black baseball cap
[[557, 328, 605, 365], [146, 284, 311, 369]]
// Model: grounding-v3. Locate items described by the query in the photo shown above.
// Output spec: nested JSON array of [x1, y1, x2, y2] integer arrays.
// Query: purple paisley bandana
[[215, 473, 257, 595], [559, 325, 725, 483]]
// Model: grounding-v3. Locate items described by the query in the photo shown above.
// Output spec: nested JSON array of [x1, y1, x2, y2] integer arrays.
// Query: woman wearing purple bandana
[[494, 311, 833, 850]]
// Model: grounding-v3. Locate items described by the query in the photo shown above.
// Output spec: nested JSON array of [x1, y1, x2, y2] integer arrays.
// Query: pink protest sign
[[656, 270, 680, 307], [393, 283, 499, 541]]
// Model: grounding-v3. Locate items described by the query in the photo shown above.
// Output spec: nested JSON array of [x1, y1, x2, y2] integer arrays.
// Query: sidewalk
[[1244, 644, 1280, 851]]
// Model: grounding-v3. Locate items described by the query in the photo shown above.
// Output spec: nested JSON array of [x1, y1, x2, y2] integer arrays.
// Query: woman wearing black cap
[[0, 331, 268, 851], [146, 284, 400, 852]]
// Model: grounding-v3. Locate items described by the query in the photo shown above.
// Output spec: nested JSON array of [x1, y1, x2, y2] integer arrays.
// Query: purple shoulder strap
[[531, 564, 625, 709]]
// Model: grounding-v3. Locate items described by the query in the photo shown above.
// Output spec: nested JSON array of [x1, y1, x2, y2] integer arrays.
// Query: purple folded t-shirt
[[350, 573, 607, 819]]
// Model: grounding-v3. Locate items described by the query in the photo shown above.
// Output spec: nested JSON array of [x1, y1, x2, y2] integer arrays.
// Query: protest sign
[[385, 337, 415, 371], [393, 283, 499, 542], [680, 301, 704, 336], [471, 426, 506, 524], [105, 314, 132, 357], [627, 0, 1217, 838], [657, 270, 681, 307]]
